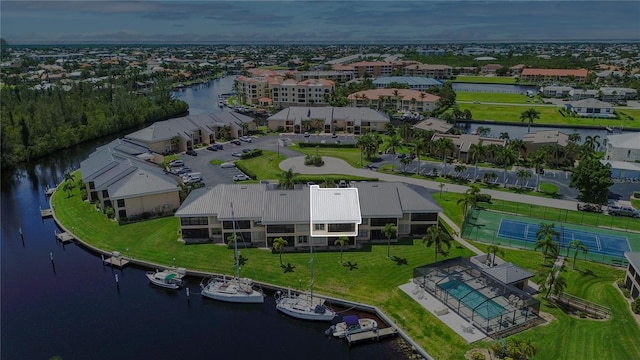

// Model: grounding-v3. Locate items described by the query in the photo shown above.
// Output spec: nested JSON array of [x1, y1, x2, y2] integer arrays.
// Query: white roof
[[600, 160, 640, 171], [607, 133, 640, 150], [309, 185, 361, 237]]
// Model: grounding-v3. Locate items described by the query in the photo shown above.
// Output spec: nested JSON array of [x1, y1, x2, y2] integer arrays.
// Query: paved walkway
[[279, 156, 578, 211]]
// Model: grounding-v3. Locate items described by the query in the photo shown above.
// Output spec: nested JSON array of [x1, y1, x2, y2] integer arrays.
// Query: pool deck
[[398, 281, 486, 343]]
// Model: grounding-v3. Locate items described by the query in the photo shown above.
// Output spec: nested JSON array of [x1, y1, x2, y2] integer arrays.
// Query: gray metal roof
[[395, 183, 442, 213], [217, 184, 268, 220], [267, 106, 389, 126], [310, 186, 361, 224], [625, 252, 640, 271], [108, 168, 179, 200], [261, 188, 309, 224], [353, 182, 403, 217], [483, 262, 534, 285], [93, 160, 137, 190]]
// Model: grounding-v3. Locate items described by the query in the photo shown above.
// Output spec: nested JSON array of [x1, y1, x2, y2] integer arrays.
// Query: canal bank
[[48, 186, 433, 359]]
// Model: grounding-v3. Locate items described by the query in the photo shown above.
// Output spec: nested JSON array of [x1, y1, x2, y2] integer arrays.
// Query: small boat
[[326, 315, 378, 338], [200, 203, 264, 304], [146, 269, 185, 290]]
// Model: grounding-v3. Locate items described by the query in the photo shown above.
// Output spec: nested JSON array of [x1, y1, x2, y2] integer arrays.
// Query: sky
[[1, 1, 639, 44]]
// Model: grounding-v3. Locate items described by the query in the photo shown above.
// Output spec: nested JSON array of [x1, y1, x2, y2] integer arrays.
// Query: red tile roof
[[521, 68, 588, 77]]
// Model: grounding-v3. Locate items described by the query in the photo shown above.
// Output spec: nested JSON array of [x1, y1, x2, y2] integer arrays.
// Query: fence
[[549, 293, 611, 319]]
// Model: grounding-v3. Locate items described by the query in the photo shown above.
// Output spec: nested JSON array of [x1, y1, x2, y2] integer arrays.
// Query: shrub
[[104, 206, 115, 219], [240, 149, 263, 160], [234, 162, 257, 179], [304, 154, 324, 166], [621, 288, 631, 298], [633, 191, 640, 199], [470, 351, 486, 360], [616, 278, 626, 289], [632, 298, 640, 314], [476, 194, 492, 203]]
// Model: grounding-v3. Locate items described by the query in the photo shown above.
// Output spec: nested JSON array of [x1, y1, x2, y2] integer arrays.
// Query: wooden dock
[[103, 255, 130, 268], [55, 231, 75, 244], [40, 207, 53, 218], [346, 327, 398, 345], [45, 186, 56, 196]]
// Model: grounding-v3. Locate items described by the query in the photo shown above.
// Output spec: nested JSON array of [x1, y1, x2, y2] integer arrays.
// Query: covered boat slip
[[412, 257, 540, 337]]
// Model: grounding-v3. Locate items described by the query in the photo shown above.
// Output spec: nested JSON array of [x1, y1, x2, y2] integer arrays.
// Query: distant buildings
[[431, 133, 506, 163], [564, 99, 615, 118], [402, 64, 453, 80], [348, 88, 440, 113], [373, 76, 443, 91], [523, 130, 570, 154], [520, 68, 589, 83], [266, 106, 389, 134]]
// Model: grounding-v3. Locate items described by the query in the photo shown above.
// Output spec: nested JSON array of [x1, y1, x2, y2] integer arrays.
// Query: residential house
[[174, 182, 442, 246], [413, 117, 453, 134], [565, 99, 615, 118], [481, 64, 503, 75], [603, 133, 640, 178], [523, 130, 570, 154], [266, 106, 389, 134], [569, 89, 598, 100], [431, 133, 506, 163], [540, 85, 573, 98], [599, 87, 638, 102], [348, 88, 440, 113]]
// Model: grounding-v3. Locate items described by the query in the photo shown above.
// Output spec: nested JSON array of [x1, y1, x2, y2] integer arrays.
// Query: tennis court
[[498, 218, 631, 258]]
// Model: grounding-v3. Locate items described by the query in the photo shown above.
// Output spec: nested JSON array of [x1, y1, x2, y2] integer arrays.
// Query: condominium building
[[350, 61, 394, 77], [520, 68, 589, 83], [174, 182, 441, 247], [402, 64, 453, 79], [348, 88, 440, 113], [266, 106, 390, 134]]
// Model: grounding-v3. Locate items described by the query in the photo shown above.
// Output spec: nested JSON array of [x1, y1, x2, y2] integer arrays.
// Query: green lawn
[[292, 145, 365, 167], [456, 92, 537, 104], [456, 103, 640, 129], [53, 173, 640, 360], [453, 76, 518, 84]]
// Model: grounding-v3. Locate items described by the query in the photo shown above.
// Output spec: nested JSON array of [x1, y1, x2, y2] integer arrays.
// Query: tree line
[[1, 79, 188, 169]]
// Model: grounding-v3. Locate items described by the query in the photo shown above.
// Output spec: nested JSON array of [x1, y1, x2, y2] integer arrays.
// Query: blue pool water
[[439, 281, 505, 320]]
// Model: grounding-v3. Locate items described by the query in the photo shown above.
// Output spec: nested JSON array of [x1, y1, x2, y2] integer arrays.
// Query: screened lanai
[[413, 257, 540, 336]]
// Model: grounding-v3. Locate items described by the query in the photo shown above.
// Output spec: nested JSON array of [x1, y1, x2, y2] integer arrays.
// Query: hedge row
[[234, 162, 257, 180], [240, 149, 263, 160]]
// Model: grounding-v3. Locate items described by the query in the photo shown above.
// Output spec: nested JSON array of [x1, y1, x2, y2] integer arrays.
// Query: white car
[[233, 174, 250, 181], [220, 162, 236, 168], [231, 152, 243, 157], [240, 136, 252, 143]]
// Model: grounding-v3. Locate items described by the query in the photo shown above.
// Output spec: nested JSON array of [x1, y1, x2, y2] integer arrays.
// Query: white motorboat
[[275, 241, 336, 321], [327, 315, 378, 338], [146, 269, 185, 290], [200, 203, 264, 304]]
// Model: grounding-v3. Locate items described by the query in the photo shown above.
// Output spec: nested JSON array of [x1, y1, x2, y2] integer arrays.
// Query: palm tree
[[568, 132, 582, 143], [435, 137, 455, 177], [302, 119, 312, 132], [273, 237, 288, 265], [240, 122, 249, 137], [399, 123, 413, 143], [411, 136, 428, 175], [63, 172, 75, 184], [422, 225, 452, 263], [382, 223, 397, 258], [454, 164, 466, 178], [495, 146, 518, 187], [483, 171, 498, 185], [486, 243, 505, 267], [278, 168, 298, 189], [170, 135, 181, 152], [507, 338, 537, 360], [567, 240, 588, 269], [457, 184, 479, 218], [509, 138, 527, 159], [63, 181, 75, 198], [516, 169, 532, 188], [584, 135, 601, 151], [356, 133, 374, 164], [385, 134, 402, 172], [476, 126, 491, 137], [499, 132, 510, 140], [400, 156, 413, 173], [334, 236, 349, 264], [384, 122, 396, 137], [541, 267, 567, 299], [468, 140, 487, 181], [520, 108, 540, 133], [535, 223, 559, 262], [529, 148, 546, 192]]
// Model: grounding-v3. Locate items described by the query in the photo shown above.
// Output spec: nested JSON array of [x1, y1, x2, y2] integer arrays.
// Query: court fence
[[462, 208, 636, 268]]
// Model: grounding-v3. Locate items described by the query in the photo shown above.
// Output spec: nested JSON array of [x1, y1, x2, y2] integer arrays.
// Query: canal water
[[0, 77, 408, 360]]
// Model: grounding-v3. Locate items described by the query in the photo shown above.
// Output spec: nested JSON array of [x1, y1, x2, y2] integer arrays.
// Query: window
[[89, 182, 95, 190], [361, 218, 368, 225], [357, 229, 368, 238], [411, 213, 438, 221], [371, 218, 397, 227], [314, 223, 325, 231], [267, 224, 295, 234], [181, 217, 208, 226], [117, 199, 125, 208], [328, 223, 355, 233], [101, 190, 109, 198], [118, 210, 126, 219], [298, 236, 308, 244], [223, 220, 251, 229]]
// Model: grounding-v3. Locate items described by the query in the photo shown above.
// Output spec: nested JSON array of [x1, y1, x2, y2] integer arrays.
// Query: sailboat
[[200, 203, 264, 304], [275, 239, 336, 321]]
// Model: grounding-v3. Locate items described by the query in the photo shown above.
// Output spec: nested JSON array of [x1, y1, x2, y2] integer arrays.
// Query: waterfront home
[[430, 133, 506, 164], [523, 130, 570, 155], [564, 98, 615, 118], [603, 132, 640, 178], [520, 68, 589, 84], [347, 88, 440, 113], [623, 252, 640, 298], [267, 106, 389, 134], [373, 76, 443, 91], [413, 117, 453, 134], [174, 182, 441, 247]]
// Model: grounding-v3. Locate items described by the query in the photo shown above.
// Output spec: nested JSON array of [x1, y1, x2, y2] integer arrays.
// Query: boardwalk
[[346, 327, 398, 345]]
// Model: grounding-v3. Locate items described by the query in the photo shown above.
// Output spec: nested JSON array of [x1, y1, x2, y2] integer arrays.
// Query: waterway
[[0, 77, 408, 360]]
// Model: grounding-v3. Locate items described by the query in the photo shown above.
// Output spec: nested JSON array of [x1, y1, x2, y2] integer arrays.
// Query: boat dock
[[55, 231, 75, 244], [45, 185, 56, 196], [40, 207, 53, 218], [345, 327, 398, 346], [102, 252, 130, 268]]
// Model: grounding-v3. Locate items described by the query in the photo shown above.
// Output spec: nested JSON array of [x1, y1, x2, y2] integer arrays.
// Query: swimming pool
[[439, 281, 505, 320]]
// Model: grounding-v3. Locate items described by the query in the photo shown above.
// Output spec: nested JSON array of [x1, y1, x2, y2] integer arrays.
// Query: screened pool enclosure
[[413, 257, 540, 336]]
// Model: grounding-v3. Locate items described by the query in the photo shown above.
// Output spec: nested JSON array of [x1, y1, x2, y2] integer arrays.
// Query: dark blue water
[[0, 78, 408, 360], [452, 82, 536, 94]]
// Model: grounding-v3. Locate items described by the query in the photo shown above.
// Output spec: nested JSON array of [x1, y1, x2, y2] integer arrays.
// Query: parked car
[[607, 205, 639, 217], [231, 140, 241, 145], [331, 133, 338, 138], [577, 203, 602, 213], [186, 149, 198, 156], [242, 148, 253, 153], [220, 162, 236, 168], [169, 159, 184, 167], [183, 177, 202, 185], [181, 172, 202, 182], [231, 152, 243, 157], [206, 145, 218, 151], [239, 136, 252, 143], [233, 174, 250, 181], [304, 132, 310, 137], [175, 167, 192, 175]]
